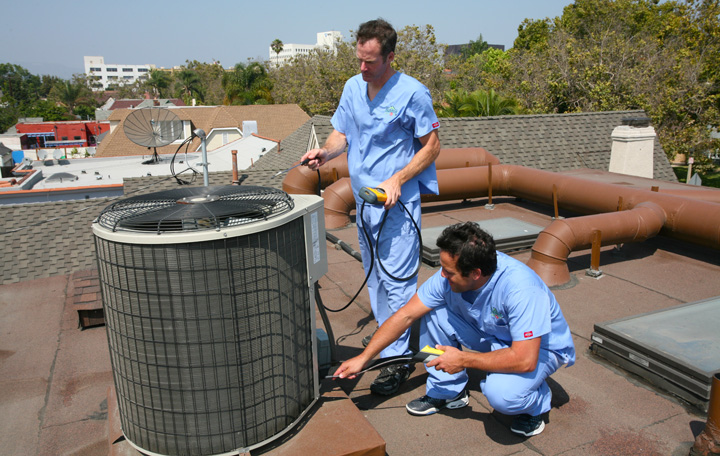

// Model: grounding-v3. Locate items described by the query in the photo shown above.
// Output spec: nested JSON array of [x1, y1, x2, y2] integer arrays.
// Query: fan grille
[[96, 186, 295, 233]]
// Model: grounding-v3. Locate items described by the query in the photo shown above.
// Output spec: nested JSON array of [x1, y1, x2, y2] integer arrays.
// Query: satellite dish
[[123, 107, 182, 164]]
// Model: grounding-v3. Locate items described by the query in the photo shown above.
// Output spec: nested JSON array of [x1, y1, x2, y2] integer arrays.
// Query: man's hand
[[378, 175, 402, 209], [332, 356, 369, 379], [301, 148, 328, 171], [426, 345, 466, 375], [302, 129, 348, 171]]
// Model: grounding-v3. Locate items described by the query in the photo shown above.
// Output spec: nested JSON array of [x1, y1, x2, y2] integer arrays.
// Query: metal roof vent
[[46, 172, 79, 183], [93, 186, 327, 455]]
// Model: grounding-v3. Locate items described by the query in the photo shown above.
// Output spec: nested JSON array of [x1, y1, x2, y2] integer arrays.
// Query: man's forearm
[[462, 338, 541, 374], [321, 129, 348, 161], [393, 129, 440, 187]]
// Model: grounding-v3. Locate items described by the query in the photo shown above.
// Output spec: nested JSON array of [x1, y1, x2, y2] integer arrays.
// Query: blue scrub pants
[[357, 199, 421, 359], [421, 305, 562, 417]]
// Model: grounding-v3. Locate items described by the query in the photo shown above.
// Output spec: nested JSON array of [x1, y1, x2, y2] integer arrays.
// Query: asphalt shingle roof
[[97, 104, 310, 158], [270, 110, 675, 182]]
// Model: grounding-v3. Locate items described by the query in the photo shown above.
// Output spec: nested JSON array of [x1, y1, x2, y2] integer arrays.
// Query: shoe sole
[[406, 395, 469, 416], [510, 419, 545, 437]]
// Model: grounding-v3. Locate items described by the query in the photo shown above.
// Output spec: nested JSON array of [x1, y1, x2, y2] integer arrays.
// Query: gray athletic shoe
[[406, 390, 469, 416]]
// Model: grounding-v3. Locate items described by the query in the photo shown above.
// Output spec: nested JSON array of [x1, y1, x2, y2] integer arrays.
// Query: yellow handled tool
[[359, 187, 387, 205]]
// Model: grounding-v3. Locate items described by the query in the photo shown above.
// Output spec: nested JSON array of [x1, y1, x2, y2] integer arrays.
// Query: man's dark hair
[[436, 222, 497, 277], [356, 18, 397, 58]]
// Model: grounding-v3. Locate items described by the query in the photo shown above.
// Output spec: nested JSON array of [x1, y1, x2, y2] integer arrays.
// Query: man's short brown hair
[[356, 18, 397, 58]]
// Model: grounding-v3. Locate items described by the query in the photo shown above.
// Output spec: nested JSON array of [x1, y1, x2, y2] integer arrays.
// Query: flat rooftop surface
[[1, 196, 719, 455]]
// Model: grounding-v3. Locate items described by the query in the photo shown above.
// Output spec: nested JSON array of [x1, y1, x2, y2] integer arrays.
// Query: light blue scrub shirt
[[331, 72, 439, 203], [418, 252, 576, 366]]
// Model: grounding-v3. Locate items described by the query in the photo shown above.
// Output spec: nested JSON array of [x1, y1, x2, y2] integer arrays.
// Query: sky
[[1, 0, 574, 80]]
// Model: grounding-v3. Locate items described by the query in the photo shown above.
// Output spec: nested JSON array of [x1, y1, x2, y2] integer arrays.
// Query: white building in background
[[268, 31, 343, 66], [84, 56, 156, 91]]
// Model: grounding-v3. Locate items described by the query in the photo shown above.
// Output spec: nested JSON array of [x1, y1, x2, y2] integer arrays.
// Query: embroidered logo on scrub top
[[385, 106, 398, 117], [491, 307, 504, 320]]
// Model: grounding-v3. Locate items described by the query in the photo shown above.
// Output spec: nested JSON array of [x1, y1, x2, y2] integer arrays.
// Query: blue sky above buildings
[[2, 0, 573, 79]]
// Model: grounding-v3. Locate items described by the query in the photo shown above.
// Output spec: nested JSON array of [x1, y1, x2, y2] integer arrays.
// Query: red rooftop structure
[[15, 120, 110, 149]]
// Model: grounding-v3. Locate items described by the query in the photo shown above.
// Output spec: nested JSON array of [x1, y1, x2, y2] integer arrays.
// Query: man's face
[[439, 251, 480, 293], [356, 38, 393, 84]]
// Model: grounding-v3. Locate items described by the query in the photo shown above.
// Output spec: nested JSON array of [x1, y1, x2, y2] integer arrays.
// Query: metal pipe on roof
[[312, 162, 720, 286], [526, 202, 667, 285], [281, 147, 499, 196], [690, 372, 720, 456]]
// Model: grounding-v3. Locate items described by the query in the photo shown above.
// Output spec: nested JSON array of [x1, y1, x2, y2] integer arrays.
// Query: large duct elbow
[[282, 155, 350, 195], [323, 178, 356, 229], [528, 202, 667, 286]]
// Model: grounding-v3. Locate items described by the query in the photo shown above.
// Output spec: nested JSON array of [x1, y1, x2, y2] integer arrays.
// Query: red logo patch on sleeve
[[524, 331, 533, 338], [432, 122, 440, 128]]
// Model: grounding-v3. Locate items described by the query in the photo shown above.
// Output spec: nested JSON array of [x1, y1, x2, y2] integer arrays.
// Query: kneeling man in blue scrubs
[[334, 222, 576, 437]]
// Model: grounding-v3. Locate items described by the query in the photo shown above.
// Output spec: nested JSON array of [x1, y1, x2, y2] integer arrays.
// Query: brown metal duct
[[319, 164, 720, 286], [282, 155, 349, 195], [525, 202, 667, 285], [281, 147, 498, 196], [690, 372, 720, 456], [323, 178, 356, 229]]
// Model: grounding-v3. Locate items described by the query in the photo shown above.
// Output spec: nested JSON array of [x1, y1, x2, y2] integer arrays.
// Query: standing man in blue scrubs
[[333, 223, 575, 437], [302, 18, 441, 396]]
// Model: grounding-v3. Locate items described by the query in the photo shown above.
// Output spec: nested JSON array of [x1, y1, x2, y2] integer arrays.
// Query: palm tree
[[175, 69, 204, 104], [436, 89, 469, 117], [271, 39, 284, 67], [222, 62, 272, 105], [145, 69, 171, 98], [49, 79, 93, 117], [460, 89, 519, 117]]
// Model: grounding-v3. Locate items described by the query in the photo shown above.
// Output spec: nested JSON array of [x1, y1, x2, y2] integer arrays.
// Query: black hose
[[314, 282, 337, 363]]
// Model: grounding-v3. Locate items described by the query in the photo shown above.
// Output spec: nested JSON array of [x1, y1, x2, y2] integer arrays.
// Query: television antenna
[[123, 107, 182, 164]]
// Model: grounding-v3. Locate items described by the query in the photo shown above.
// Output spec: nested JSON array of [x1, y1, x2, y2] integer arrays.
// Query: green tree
[[461, 88, 519, 116], [435, 89, 469, 117], [49, 76, 95, 117], [393, 24, 449, 101], [271, 39, 284, 67], [26, 99, 73, 121], [270, 41, 357, 115], [0, 64, 42, 116], [145, 69, 171, 98], [460, 34, 489, 60], [222, 61, 272, 105], [505, 0, 720, 161], [449, 47, 511, 93], [436, 88, 519, 117], [513, 18, 552, 51], [174, 68, 204, 104], [183, 60, 226, 105]]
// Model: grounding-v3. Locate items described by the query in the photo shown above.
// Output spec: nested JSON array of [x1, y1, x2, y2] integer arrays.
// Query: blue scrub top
[[331, 72, 440, 203], [417, 252, 576, 366]]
